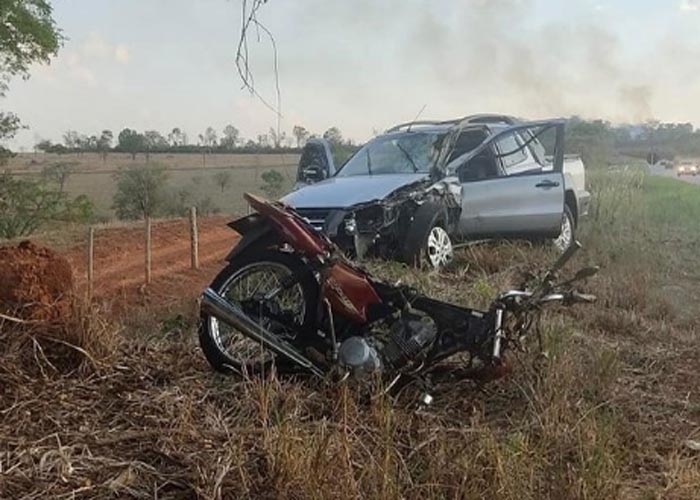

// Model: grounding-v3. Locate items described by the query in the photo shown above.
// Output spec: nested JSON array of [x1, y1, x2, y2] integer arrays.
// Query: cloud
[[82, 32, 110, 58], [114, 45, 130, 64], [680, 0, 700, 11], [71, 66, 97, 87], [81, 32, 129, 64]]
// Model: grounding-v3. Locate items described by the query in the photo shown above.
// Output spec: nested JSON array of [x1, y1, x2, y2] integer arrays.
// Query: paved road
[[648, 164, 700, 185]]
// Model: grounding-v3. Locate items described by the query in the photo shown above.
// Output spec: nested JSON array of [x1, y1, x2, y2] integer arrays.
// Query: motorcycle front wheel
[[198, 249, 319, 374]]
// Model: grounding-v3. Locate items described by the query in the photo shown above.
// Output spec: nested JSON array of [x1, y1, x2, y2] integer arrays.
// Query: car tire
[[402, 202, 453, 269], [553, 205, 575, 252]]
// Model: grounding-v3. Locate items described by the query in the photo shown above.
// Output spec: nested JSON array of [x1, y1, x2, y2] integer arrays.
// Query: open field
[[6, 152, 301, 217], [6, 152, 302, 173], [1, 168, 700, 498]]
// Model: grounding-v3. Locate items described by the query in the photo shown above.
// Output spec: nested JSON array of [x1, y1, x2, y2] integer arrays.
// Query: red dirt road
[[64, 216, 239, 311]]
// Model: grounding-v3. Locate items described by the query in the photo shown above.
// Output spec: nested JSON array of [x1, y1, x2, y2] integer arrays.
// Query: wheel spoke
[[209, 261, 306, 368], [427, 227, 452, 268]]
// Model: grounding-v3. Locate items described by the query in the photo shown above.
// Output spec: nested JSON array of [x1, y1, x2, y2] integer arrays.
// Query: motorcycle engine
[[338, 311, 437, 378]]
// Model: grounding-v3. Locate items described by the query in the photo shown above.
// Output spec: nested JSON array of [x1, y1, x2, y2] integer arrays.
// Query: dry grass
[[2, 166, 700, 499], [7, 152, 300, 218], [7, 152, 301, 173]]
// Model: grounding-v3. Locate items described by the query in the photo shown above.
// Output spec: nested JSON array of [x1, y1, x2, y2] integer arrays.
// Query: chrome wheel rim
[[426, 226, 453, 268], [209, 261, 306, 367], [553, 212, 573, 252]]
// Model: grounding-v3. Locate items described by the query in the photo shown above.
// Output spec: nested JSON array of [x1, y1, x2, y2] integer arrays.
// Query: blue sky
[[4, 0, 700, 149]]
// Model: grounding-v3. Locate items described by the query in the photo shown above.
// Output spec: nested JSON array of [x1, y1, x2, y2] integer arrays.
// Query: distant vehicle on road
[[283, 114, 590, 269], [677, 161, 698, 177]]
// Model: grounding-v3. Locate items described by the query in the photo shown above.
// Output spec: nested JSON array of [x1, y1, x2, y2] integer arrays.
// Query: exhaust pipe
[[200, 287, 324, 377]]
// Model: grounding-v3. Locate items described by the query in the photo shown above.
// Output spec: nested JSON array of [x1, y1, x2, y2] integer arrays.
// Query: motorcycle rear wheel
[[199, 249, 319, 374]]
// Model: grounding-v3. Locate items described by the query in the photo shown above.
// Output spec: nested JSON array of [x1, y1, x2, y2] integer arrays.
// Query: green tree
[[213, 170, 232, 192], [143, 130, 167, 161], [62, 130, 79, 149], [0, 0, 63, 94], [566, 117, 614, 168], [292, 125, 309, 148], [322, 127, 343, 147], [0, 113, 22, 164], [260, 169, 284, 198], [221, 125, 240, 150], [117, 128, 145, 160], [97, 129, 113, 162], [112, 164, 169, 220], [0, 1, 63, 163], [269, 127, 286, 148], [168, 127, 185, 147], [201, 127, 217, 147], [35, 138, 53, 153], [0, 172, 93, 239]]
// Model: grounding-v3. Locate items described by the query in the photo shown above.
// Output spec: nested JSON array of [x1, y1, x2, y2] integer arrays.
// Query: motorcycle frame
[[221, 193, 503, 374]]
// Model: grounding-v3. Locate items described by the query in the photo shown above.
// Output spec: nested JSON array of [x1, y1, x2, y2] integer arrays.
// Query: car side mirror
[[300, 164, 326, 184]]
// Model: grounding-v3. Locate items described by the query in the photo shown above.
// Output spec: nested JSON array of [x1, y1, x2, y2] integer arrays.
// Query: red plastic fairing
[[244, 193, 381, 323], [322, 262, 381, 324], [244, 192, 329, 257]]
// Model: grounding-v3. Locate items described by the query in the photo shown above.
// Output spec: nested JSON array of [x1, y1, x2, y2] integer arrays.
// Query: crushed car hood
[[281, 173, 428, 209]]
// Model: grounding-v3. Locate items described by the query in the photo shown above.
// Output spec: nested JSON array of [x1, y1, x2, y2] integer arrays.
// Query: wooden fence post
[[87, 226, 94, 301], [145, 216, 152, 284], [190, 206, 199, 270]]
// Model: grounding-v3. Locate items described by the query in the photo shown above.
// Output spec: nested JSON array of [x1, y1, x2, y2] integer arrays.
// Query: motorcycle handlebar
[[497, 289, 596, 308]]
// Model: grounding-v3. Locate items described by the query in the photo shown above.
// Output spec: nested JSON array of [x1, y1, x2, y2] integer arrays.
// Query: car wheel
[[553, 205, 575, 252], [402, 202, 453, 269]]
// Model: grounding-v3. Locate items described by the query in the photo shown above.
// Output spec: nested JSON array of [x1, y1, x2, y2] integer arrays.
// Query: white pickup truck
[[283, 114, 590, 268]]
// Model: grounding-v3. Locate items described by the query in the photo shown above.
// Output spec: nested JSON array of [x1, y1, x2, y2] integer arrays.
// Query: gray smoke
[[252, 0, 699, 135]]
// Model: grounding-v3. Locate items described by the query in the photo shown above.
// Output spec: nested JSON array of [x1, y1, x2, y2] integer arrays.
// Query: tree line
[[32, 124, 352, 159], [566, 117, 700, 168]]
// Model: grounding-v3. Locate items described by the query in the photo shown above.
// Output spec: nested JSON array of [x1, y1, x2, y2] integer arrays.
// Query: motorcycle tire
[[199, 249, 319, 374]]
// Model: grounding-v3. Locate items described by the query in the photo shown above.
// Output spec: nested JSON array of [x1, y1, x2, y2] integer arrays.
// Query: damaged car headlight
[[344, 216, 358, 235], [354, 205, 385, 233]]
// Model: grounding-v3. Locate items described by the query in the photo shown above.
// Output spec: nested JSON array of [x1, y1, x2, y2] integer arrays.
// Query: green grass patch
[[643, 175, 700, 231]]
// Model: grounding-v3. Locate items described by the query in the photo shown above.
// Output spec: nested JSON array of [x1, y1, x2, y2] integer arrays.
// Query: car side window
[[496, 131, 543, 176], [457, 148, 500, 183], [495, 133, 527, 171]]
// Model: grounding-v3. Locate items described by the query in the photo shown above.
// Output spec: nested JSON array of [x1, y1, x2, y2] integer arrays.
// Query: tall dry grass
[[2, 165, 699, 499]]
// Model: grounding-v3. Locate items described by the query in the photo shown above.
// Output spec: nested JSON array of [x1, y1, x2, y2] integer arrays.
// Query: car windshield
[[335, 132, 442, 177]]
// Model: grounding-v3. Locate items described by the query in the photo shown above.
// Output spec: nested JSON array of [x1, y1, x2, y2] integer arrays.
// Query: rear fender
[[225, 214, 281, 262]]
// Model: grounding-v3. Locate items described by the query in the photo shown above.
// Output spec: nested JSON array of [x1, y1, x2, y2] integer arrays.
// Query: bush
[[260, 169, 285, 198], [0, 172, 95, 239], [112, 164, 168, 220]]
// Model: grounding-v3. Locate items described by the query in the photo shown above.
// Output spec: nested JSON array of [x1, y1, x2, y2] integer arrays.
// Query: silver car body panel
[[283, 116, 587, 252], [457, 171, 565, 236], [283, 173, 428, 209]]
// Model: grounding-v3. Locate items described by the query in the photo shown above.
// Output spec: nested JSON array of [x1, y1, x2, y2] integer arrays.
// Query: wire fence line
[[84, 208, 220, 299]]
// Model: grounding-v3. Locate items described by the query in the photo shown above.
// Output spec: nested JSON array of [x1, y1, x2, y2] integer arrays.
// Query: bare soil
[[0, 241, 74, 321], [63, 216, 239, 311]]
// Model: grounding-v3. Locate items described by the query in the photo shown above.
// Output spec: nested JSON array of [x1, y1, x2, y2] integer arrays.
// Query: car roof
[[386, 114, 520, 133]]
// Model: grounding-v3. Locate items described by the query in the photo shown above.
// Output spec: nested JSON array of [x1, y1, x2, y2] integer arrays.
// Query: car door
[[457, 127, 564, 239], [295, 139, 335, 186]]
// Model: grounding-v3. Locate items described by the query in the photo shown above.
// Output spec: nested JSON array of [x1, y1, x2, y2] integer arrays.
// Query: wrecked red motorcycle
[[199, 192, 597, 386]]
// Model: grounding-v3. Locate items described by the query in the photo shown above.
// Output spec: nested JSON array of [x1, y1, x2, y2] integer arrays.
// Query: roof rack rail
[[385, 119, 460, 133], [458, 114, 520, 125], [386, 114, 520, 134]]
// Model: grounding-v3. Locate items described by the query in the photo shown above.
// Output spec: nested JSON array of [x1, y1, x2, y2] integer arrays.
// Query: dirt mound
[[0, 240, 74, 322]]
